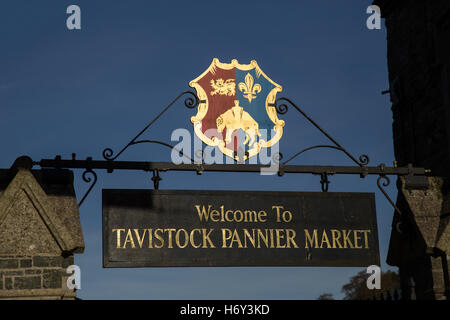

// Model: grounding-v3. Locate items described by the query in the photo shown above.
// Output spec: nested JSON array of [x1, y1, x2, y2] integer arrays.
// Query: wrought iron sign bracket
[[26, 90, 431, 235], [318, 172, 333, 192], [151, 169, 162, 190], [32, 157, 430, 215]]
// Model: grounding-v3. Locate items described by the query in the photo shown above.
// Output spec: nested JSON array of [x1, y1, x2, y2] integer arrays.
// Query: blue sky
[[0, 0, 396, 299]]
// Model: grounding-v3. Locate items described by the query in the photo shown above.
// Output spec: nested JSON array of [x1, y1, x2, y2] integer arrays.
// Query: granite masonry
[[0, 157, 84, 299], [374, 0, 450, 300]]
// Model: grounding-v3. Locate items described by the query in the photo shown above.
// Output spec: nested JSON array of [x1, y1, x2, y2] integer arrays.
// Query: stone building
[[0, 157, 84, 299], [373, 0, 450, 299]]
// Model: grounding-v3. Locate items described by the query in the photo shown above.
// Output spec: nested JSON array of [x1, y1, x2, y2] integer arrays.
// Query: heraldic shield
[[189, 58, 285, 161]]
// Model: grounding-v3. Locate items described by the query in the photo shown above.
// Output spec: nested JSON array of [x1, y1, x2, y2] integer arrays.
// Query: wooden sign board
[[102, 189, 380, 268]]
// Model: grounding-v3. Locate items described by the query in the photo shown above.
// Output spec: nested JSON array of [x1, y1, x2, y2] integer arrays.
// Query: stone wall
[[0, 157, 84, 299], [375, 0, 450, 175], [0, 256, 74, 299], [373, 0, 450, 300]]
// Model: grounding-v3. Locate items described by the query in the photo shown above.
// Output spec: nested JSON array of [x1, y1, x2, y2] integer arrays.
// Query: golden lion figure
[[216, 100, 261, 146], [210, 78, 236, 96]]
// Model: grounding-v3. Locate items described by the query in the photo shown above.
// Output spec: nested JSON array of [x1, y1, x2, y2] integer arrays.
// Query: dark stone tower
[[373, 0, 450, 299]]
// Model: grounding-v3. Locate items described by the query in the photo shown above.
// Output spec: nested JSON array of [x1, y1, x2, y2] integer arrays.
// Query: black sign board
[[103, 189, 379, 268]]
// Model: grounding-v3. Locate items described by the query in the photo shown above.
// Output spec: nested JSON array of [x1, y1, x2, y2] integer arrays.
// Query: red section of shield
[[197, 67, 240, 151]]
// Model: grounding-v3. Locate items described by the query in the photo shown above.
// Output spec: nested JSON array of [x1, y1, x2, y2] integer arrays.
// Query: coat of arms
[[189, 58, 284, 161]]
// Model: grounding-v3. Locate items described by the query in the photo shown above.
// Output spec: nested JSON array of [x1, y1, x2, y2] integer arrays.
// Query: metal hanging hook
[[151, 169, 162, 190], [320, 172, 330, 192]]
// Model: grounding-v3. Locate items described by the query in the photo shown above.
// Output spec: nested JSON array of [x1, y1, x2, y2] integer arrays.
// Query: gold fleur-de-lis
[[238, 73, 262, 103]]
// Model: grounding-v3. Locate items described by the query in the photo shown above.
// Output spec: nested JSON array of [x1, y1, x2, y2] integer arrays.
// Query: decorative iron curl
[[359, 154, 370, 166], [102, 91, 202, 161], [275, 101, 288, 115], [78, 169, 97, 207], [272, 97, 370, 167], [184, 91, 202, 109], [103, 148, 114, 160], [377, 172, 403, 234], [377, 174, 390, 188]]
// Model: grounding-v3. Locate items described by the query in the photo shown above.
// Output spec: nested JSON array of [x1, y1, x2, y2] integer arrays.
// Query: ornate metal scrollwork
[[376, 164, 403, 233], [83, 92, 202, 206], [274, 100, 288, 115], [44, 91, 425, 221], [359, 154, 370, 166], [272, 97, 370, 167], [103, 91, 202, 161], [78, 166, 97, 207]]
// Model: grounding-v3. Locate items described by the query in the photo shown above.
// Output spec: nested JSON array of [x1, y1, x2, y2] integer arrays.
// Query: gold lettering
[[272, 206, 283, 222], [331, 229, 343, 249], [154, 228, 164, 248], [133, 229, 147, 248], [276, 229, 286, 248], [234, 210, 243, 222], [243, 210, 257, 222], [176, 229, 189, 248], [230, 229, 243, 248], [354, 230, 363, 249], [112, 229, 125, 249], [243, 229, 256, 248], [320, 230, 331, 248], [148, 228, 153, 248], [222, 228, 232, 248], [123, 229, 136, 248], [342, 230, 354, 248], [286, 229, 299, 248], [269, 229, 275, 248], [190, 229, 202, 248], [282, 210, 292, 222], [257, 229, 269, 248], [258, 211, 267, 222], [225, 210, 233, 222], [195, 205, 212, 221], [304, 229, 318, 249], [202, 228, 215, 248], [195, 205, 270, 223], [210, 209, 220, 222], [362, 230, 371, 248], [165, 228, 176, 248]]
